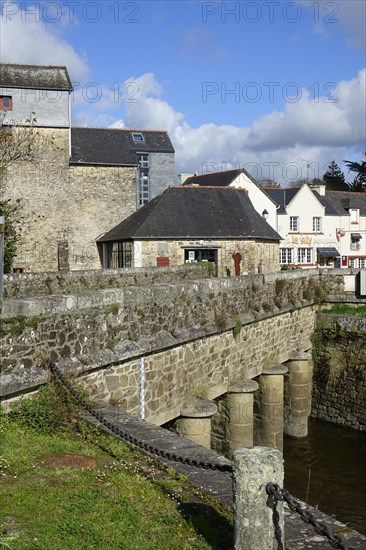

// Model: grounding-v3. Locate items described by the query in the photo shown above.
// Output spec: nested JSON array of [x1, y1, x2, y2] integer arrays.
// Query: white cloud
[[0, 1, 89, 82], [108, 69, 366, 183]]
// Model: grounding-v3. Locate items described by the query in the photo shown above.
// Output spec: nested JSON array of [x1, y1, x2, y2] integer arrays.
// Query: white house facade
[[182, 170, 366, 270]]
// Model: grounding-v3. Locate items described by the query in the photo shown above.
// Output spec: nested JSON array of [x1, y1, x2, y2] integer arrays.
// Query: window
[[0, 96, 12, 110], [313, 217, 322, 232], [132, 132, 144, 142], [290, 216, 299, 231], [351, 233, 361, 251], [359, 259, 366, 268], [280, 248, 293, 264], [298, 248, 312, 264], [350, 209, 359, 224], [110, 242, 133, 268], [138, 153, 149, 206]]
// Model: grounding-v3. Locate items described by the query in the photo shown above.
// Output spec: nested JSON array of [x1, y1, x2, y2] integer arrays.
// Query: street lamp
[[262, 209, 269, 220]]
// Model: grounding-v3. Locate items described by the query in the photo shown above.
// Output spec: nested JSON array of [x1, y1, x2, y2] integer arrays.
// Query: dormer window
[[350, 209, 359, 224], [132, 132, 144, 142], [0, 96, 12, 111]]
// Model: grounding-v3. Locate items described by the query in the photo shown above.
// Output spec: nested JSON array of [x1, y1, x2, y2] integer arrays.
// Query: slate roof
[[183, 169, 244, 187], [264, 187, 339, 215], [97, 186, 282, 242], [325, 191, 366, 216], [0, 62, 72, 90], [70, 127, 175, 166], [264, 188, 299, 214]]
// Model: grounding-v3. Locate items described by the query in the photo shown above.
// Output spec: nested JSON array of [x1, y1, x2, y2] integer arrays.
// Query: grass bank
[[320, 304, 366, 316], [0, 383, 233, 549]]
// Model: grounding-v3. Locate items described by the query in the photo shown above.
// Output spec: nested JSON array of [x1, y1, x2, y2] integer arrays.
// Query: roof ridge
[[171, 185, 248, 192], [188, 168, 243, 178], [0, 62, 67, 69], [72, 126, 168, 132]]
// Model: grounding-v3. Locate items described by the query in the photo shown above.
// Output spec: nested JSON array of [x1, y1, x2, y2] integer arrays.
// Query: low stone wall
[[0, 269, 361, 419], [1, 269, 341, 374], [79, 307, 315, 426], [3, 264, 212, 299], [312, 314, 366, 431]]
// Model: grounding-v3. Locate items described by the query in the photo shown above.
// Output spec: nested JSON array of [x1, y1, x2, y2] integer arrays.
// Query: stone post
[[233, 446, 284, 550], [176, 400, 217, 449], [226, 379, 258, 457], [259, 365, 288, 452], [285, 353, 310, 438]]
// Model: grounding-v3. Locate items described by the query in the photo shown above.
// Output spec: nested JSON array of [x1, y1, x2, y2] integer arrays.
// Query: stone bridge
[[1, 266, 365, 456]]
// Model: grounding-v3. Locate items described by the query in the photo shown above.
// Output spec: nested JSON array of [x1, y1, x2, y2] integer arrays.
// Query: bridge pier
[[285, 353, 311, 438], [226, 380, 259, 458], [176, 400, 217, 449], [259, 365, 288, 452]]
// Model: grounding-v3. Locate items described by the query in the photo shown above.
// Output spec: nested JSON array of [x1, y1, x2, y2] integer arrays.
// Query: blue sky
[[1, 0, 365, 182]]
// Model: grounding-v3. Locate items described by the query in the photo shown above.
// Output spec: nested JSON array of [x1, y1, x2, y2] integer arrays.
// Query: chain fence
[[48, 361, 354, 550], [266, 483, 354, 550], [48, 361, 232, 473]]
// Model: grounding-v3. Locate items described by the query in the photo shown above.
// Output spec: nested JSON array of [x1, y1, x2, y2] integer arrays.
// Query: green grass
[[319, 304, 366, 316], [0, 385, 233, 549]]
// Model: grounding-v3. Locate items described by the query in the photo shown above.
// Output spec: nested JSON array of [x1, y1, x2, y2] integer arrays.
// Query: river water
[[283, 418, 366, 535]]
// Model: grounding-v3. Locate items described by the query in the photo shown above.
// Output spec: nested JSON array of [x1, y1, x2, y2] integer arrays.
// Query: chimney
[[178, 173, 195, 185], [311, 184, 326, 196]]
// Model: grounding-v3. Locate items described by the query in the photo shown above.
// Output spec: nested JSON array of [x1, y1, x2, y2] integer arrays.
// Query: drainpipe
[[139, 357, 145, 419]]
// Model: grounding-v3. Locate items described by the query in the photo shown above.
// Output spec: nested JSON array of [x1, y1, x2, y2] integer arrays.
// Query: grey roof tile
[[0, 62, 72, 90], [97, 186, 282, 242], [70, 127, 174, 166], [325, 190, 366, 216]]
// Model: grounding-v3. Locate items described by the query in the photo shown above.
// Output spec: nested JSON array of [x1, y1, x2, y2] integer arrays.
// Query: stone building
[[0, 62, 175, 272], [183, 170, 366, 269], [97, 186, 281, 276]]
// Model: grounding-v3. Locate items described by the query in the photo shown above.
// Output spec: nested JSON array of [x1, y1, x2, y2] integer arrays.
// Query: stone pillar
[[176, 400, 217, 449], [260, 365, 288, 452], [233, 446, 284, 550], [285, 353, 310, 438], [226, 379, 258, 457]]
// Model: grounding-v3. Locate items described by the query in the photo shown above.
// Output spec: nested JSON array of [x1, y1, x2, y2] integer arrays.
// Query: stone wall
[[3, 128, 137, 272], [80, 306, 315, 425], [312, 314, 366, 431], [1, 269, 346, 416], [138, 239, 280, 276], [3, 264, 212, 300]]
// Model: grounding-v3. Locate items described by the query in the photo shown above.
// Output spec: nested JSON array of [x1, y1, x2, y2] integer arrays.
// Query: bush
[[7, 381, 83, 433]]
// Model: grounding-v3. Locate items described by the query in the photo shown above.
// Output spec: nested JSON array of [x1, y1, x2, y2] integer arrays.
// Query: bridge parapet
[[0, 269, 364, 418]]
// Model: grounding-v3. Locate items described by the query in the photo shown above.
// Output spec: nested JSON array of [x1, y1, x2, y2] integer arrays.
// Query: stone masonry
[[1, 268, 348, 423], [138, 239, 280, 277], [312, 314, 366, 431], [3, 128, 137, 272]]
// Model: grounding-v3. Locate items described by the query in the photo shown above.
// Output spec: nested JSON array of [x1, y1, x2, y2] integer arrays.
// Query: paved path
[[84, 403, 366, 550]]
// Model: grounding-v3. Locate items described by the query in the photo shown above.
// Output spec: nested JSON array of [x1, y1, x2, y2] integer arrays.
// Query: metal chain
[[266, 483, 354, 550], [48, 361, 233, 473], [266, 484, 284, 550]]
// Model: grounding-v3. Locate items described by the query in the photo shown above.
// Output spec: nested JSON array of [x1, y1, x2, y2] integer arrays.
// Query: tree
[[344, 154, 366, 192], [0, 112, 45, 272], [322, 161, 348, 191], [257, 177, 281, 188]]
